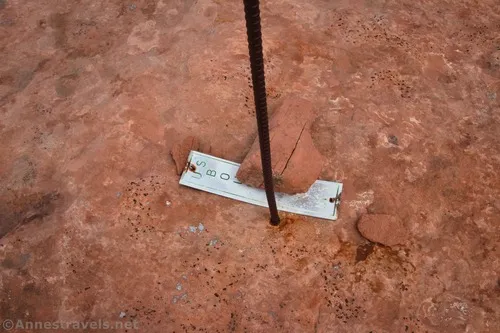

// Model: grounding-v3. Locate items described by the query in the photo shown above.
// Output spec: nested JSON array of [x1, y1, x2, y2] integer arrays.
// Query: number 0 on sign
[[179, 151, 343, 220]]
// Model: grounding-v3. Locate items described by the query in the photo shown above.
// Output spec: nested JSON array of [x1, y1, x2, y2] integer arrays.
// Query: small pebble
[[172, 293, 188, 304], [165, 200, 172, 206], [198, 223, 205, 231], [189, 226, 197, 233], [176, 282, 182, 291], [119, 312, 126, 318], [388, 134, 398, 145]]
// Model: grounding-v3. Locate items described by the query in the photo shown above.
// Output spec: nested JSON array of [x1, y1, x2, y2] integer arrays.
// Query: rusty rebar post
[[243, 0, 280, 225]]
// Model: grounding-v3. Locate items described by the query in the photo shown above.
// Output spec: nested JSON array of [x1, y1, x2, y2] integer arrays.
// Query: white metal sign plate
[[179, 151, 342, 220]]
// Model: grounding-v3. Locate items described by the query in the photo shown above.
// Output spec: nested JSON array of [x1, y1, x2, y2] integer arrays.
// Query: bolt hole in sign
[[179, 151, 343, 220]]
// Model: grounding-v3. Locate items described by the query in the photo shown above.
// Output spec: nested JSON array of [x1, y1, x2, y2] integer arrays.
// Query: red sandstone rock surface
[[0, 1, 499, 332], [357, 214, 408, 246], [170, 136, 200, 175], [237, 97, 324, 194]]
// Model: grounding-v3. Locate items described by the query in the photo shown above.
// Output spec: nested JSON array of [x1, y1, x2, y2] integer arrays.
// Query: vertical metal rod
[[243, 0, 280, 225]]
